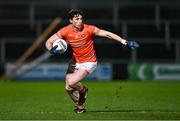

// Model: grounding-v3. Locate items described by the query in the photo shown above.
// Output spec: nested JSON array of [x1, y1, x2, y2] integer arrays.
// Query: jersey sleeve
[[88, 25, 100, 36], [56, 27, 66, 38]]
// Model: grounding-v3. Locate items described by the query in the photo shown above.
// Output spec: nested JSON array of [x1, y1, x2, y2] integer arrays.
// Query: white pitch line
[[0, 111, 72, 114], [0, 111, 180, 114]]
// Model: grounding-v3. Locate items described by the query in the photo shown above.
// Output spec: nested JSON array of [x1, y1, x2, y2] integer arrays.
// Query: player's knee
[[68, 81, 75, 87], [66, 78, 75, 88], [65, 85, 73, 91], [65, 83, 73, 91]]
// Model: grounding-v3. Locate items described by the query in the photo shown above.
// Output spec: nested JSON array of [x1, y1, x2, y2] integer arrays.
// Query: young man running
[[46, 9, 139, 113]]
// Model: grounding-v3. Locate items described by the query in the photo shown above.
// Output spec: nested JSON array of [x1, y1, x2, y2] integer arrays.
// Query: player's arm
[[45, 34, 59, 51], [46, 33, 65, 55], [97, 29, 128, 45]]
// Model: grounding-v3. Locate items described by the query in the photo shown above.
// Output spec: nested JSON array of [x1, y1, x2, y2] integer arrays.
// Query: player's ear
[[69, 19, 73, 24]]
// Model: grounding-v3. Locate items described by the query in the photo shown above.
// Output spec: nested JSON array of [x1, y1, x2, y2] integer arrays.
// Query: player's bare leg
[[65, 59, 88, 113], [65, 81, 82, 103], [65, 69, 89, 113], [65, 59, 80, 102], [65, 84, 88, 113], [65, 81, 88, 113]]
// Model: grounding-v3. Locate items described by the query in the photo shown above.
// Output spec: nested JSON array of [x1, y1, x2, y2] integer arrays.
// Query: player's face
[[70, 14, 83, 30]]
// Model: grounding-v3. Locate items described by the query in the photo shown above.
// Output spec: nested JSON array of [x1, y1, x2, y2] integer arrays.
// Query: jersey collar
[[71, 23, 84, 32]]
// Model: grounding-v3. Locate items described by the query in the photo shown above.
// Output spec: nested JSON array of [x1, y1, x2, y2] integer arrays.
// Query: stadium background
[[0, 0, 180, 80], [0, 0, 180, 120]]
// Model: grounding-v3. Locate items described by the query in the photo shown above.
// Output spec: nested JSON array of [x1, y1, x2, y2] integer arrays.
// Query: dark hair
[[68, 9, 84, 19]]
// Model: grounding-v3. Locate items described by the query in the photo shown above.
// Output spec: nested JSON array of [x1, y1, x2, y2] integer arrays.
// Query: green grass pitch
[[0, 81, 180, 120]]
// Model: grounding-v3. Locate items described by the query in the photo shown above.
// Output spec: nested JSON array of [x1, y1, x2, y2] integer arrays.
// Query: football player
[[46, 9, 139, 113]]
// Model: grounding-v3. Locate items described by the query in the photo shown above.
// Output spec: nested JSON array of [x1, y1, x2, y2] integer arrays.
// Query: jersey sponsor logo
[[68, 34, 73, 37], [68, 34, 89, 47], [69, 39, 87, 47], [81, 32, 86, 38]]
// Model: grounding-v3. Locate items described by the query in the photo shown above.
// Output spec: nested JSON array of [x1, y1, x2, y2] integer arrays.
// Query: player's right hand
[[49, 45, 63, 55]]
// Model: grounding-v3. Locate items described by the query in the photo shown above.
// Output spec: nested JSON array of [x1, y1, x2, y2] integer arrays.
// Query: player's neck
[[72, 24, 83, 32]]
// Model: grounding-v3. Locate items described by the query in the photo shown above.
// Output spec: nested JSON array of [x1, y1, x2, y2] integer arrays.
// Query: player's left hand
[[127, 40, 140, 49]]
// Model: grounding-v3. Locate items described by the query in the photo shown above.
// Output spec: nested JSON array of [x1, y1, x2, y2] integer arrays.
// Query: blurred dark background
[[0, 0, 180, 80]]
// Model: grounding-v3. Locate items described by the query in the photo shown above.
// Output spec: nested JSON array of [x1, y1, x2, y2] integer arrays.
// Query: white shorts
[[75, 62, 97, 74]]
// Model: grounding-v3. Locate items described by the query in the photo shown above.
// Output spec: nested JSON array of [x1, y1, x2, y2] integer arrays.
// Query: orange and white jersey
[[56, 24, 100, 63]]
